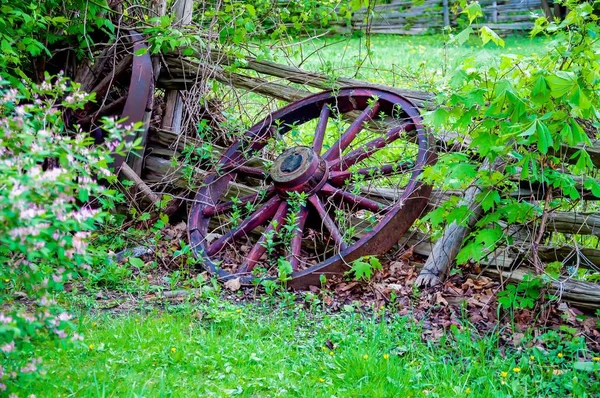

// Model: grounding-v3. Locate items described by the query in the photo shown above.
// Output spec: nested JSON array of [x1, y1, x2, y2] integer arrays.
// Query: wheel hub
[[270, 146, 328, 194]]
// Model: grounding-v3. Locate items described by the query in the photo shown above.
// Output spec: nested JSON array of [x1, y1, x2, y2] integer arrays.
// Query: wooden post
[[492, 0, 498, 24], [415, 158, 502, 287], [162, 0, 195, 134], [442, 0, 450, 27]]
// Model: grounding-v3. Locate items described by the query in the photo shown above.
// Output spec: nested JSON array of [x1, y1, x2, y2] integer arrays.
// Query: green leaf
[[480, 26, 505, 47], [536, 120, 553, 154], [583, 178, 600, 198], [134, 47, 148, 56], [545, 71, 577, 98], [531, 76, 549, 103], [350, 0, 368, 11], [569, 87, 591, 110], [429, 107, 449, 127], [350, 260, 372, 280], [451, 26, 474, 46], [129, 257, 144, 268], [462, 2, 483, 23], [573, 362, 600, 372], [245, 4, 256, 17], [479, 190, 501, 212], [571, 149, 593, 174]]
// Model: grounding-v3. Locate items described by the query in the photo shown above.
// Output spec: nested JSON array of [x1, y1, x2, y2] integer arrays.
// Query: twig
[[532, 186, 553, 274], [120, 163, 161, 205]]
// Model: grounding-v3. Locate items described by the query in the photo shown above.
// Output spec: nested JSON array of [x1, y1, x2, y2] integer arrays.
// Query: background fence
[[330, 0, 545, 35]]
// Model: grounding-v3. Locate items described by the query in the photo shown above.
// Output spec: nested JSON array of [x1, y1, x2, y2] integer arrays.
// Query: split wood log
[[415, 158, 502, 287], [158, 61, 310, 102], [165, 55, 432, 107], [162, 0, 195, 134], [546, 212, 600, 237], [481, 267, 600, 310]]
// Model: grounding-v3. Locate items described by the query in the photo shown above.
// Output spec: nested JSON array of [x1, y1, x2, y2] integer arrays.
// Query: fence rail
[[332, 0, 545, 35]]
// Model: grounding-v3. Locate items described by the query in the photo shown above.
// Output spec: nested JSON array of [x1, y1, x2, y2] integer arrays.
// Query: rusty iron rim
[[188, 87, 436, 288]]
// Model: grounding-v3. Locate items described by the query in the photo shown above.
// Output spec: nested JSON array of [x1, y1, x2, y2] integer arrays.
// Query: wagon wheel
[[188, 87, 436, 288]]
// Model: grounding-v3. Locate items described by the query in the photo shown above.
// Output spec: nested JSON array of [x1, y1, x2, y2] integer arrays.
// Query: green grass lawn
[[275, 34, 548, 90], [229, 33, 548, 128], [11, 297, 600, 397]]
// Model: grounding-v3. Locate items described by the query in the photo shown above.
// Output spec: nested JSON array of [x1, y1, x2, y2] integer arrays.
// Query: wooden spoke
[[202, 188, 274, 217], [328, 122, 413, 171], [206, 196, 282, 256], [223, 164, 268, 179], [320, 183, 385, 213], [240, 201, 289, 273], [323, 102, 380, 161], [329, 161, 414, 185], [308, 195, 348, 251], [288, 206, 309, 271], [313, 103, 330, 155]]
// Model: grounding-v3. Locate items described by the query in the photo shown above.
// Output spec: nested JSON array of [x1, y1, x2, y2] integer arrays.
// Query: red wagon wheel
[[188, 87, 436, 288]]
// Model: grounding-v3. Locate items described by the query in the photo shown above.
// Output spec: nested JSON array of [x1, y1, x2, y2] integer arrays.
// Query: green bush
[[0, 74, 130, 393]]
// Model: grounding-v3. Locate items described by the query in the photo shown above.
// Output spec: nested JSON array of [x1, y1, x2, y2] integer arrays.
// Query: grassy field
[[278, 34, 548, 90], [11, 297, 600, 397], [228, 33, 549, 130]]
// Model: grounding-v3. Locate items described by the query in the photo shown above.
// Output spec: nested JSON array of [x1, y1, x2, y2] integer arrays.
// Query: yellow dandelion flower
[[329, 351, 334, 356], [319, 378, 325, 383], [171, 347, 176, 353], [530, 355, 535, 361], [383, 354, 390, 360], [363, 354, 369, 360], [557, 352, 564, 358], [88, 344, 94, 350], [236, 309, 242, 313], [500, 371, 508, 378], [4, 279, 9, 283], [92, 322, 97, 327], [466, 388, 472, 394], [321, 346, 327, 351], [513, 367, 521, 373], [593, 357, 600, 362]]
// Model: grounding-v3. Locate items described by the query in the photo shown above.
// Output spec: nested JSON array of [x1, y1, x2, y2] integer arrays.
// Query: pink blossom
[[42, 167, 66, 182], [72, 207, 98, 222], [72, 333, 84, 341], [1, 342, 15, 353], [2, 88, 18, 102], [57, 313, 72, 322], [54, 329, 67, 339], [0, 314, 13, 324], [21, 360, 37, 373]]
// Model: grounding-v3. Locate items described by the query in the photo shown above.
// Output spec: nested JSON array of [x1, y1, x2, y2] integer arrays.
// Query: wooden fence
[[341, 0, 544, 35]]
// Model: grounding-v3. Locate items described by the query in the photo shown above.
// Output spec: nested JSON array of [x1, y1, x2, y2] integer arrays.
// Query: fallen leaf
[[224, 278, 241, 291]]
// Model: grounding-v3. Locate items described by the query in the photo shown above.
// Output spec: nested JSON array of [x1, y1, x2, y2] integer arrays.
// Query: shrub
[[0, 74, 130, 392]]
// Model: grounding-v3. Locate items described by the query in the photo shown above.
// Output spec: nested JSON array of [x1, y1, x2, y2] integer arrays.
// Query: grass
[[226, 33, 549, 137], [11, 296, 600, 397], [274, 33, 549, 90]]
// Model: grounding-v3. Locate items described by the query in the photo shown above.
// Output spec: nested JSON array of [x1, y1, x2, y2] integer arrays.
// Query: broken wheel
[[188, 87, 436, 288]]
